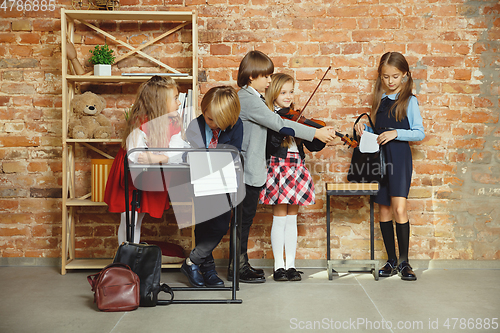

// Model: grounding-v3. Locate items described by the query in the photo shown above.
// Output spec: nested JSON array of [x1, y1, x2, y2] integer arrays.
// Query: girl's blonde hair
[[371, 52, 414, 123], [265, 73, 296, 148], [237, 50, 274, 88], [122, 75, 178, 148], [201, 86, 240, 130]]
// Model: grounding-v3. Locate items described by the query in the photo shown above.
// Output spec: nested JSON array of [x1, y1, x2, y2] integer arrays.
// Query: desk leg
[[370, 195, 374, 260], [326, 193, 330, 261], [124, 156, 130, 243], [231, 203, 241, 295], [130, 190, 137, 243], [326, 193, 332, 280]]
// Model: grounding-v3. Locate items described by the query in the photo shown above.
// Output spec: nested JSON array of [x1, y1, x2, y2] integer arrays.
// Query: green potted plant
[[89, 44, 115, 76]]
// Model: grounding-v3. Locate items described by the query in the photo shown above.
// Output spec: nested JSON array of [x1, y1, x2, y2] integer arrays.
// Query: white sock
[[271, 216, 287, 270], [285, 214, 298, 270], [118, 212, 146, 245], [133, 213, 145, 243]]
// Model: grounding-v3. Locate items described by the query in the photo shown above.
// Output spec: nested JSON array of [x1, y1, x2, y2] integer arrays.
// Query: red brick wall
[[1, 1, 499, 261]]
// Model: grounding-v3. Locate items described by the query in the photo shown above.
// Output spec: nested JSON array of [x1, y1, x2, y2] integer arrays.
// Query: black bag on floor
[[347, 113, 386, 184], [113, 242, 174, 306]]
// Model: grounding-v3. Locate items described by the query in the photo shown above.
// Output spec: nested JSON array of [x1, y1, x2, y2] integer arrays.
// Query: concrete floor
[[1, 263, 499, 333]]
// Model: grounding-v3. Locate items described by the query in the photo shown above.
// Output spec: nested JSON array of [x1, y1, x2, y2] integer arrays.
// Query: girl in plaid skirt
[[260, 73, 326, 281]]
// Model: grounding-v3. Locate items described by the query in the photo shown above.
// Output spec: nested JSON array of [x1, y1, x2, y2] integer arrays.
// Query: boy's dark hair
[[237, 50, 274, 88]]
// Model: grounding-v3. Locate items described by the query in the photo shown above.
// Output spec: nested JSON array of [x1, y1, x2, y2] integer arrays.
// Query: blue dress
[[373, 96, 413, 206]]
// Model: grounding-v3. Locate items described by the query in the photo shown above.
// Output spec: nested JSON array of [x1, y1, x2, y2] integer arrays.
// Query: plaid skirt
[[259, 152, 315, 206]]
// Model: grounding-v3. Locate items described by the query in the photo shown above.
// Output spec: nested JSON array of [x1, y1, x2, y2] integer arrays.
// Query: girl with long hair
[[355, 52, 425, 281], [261, 73, 326, 281], [104, 75, 181, 244]]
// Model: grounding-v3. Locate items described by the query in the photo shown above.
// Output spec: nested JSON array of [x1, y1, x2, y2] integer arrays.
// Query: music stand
[[124, 147, 244, 304]]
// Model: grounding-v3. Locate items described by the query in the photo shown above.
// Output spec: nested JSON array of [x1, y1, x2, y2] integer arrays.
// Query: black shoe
[[181, 260, 205, 287], [202, 268, 225, 287], [398, 261, 417, 281], [247, 263, 265, 276], [379, 258, 398, 277], [228, 264, 266, 283], [273, 268, 288, 281], [227, 263, 264, 278], [286, 268, 303, 281]]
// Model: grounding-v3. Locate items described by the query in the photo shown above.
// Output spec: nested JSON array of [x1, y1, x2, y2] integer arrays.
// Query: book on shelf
[[181, 89, 193, 132], [121, 73, 189, 77], [177, 92, 187, 117]]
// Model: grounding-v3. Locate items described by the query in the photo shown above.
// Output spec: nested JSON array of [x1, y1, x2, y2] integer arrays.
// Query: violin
[[334, 131, 358, 149], [277, 66, 331, 130], [277, 107, 326, 129], [275, 66, 358, 149]]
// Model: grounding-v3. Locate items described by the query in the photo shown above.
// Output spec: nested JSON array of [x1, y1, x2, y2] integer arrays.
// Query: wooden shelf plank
[[66, 75, 193, 83], [65, 258, 113, 269], [326, 183, 379, 191], [65, 258, 182, 270], [66, 138, 122, 143], [65, 10, 195, 22], [66, 198, 108, 206]]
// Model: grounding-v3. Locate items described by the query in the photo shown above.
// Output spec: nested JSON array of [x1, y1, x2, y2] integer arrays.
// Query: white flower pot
[[94, 64, 111, 76]]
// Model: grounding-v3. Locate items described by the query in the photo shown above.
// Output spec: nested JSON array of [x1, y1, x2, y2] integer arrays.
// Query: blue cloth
[[365, 93, 425, 142], [187, 114, 243, 151], [204, 122, 213, 149], [373, 97, 413, 206]]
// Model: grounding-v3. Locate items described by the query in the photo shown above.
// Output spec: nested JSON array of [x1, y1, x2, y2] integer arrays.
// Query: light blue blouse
[[365, 93, 425, 142], [205, 122, 214, 148]]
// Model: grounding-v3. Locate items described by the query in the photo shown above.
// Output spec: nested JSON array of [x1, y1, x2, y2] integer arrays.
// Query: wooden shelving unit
[[60, 9, 198, 274]]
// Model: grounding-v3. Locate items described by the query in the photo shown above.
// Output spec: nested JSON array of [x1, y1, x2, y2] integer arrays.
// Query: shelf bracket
[[81, 142, 114, 159], [113, 22, 189, 66], [78, 20, 189, 75]]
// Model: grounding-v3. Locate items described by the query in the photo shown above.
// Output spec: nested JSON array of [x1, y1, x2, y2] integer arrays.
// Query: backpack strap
[[157, 283, 174, 305], [87, 273, 99, 292]]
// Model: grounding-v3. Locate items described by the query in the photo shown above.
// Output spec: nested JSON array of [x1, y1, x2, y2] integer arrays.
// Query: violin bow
[[296, 66, 332, 121]]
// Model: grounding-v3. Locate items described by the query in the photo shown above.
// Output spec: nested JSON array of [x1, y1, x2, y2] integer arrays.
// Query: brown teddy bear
[[69, 91, 114, 139]]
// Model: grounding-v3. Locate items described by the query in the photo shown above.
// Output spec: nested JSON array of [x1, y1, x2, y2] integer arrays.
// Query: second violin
[[335, 131, 358, 148], [278, 108, 358, 148]]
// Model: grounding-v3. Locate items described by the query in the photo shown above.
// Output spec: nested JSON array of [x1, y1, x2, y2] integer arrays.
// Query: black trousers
[[238, 184, 262, 265], [189, 210, 232, 268]]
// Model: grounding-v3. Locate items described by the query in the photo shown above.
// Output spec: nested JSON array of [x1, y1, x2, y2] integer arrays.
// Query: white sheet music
[[359, 132, 380, 153], [188, 151, 237, 197]]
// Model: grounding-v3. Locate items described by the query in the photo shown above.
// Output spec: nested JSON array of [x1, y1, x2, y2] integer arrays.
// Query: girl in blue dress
[[355, 52, 425, 281]]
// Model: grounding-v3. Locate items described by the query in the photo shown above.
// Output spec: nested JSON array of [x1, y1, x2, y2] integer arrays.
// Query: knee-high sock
[[396, 221, 410, 263], [379, 220, 397, 261], [118, 212, 146, 245], [285, 214, 298, 269], [271, 216, 287, 270]]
